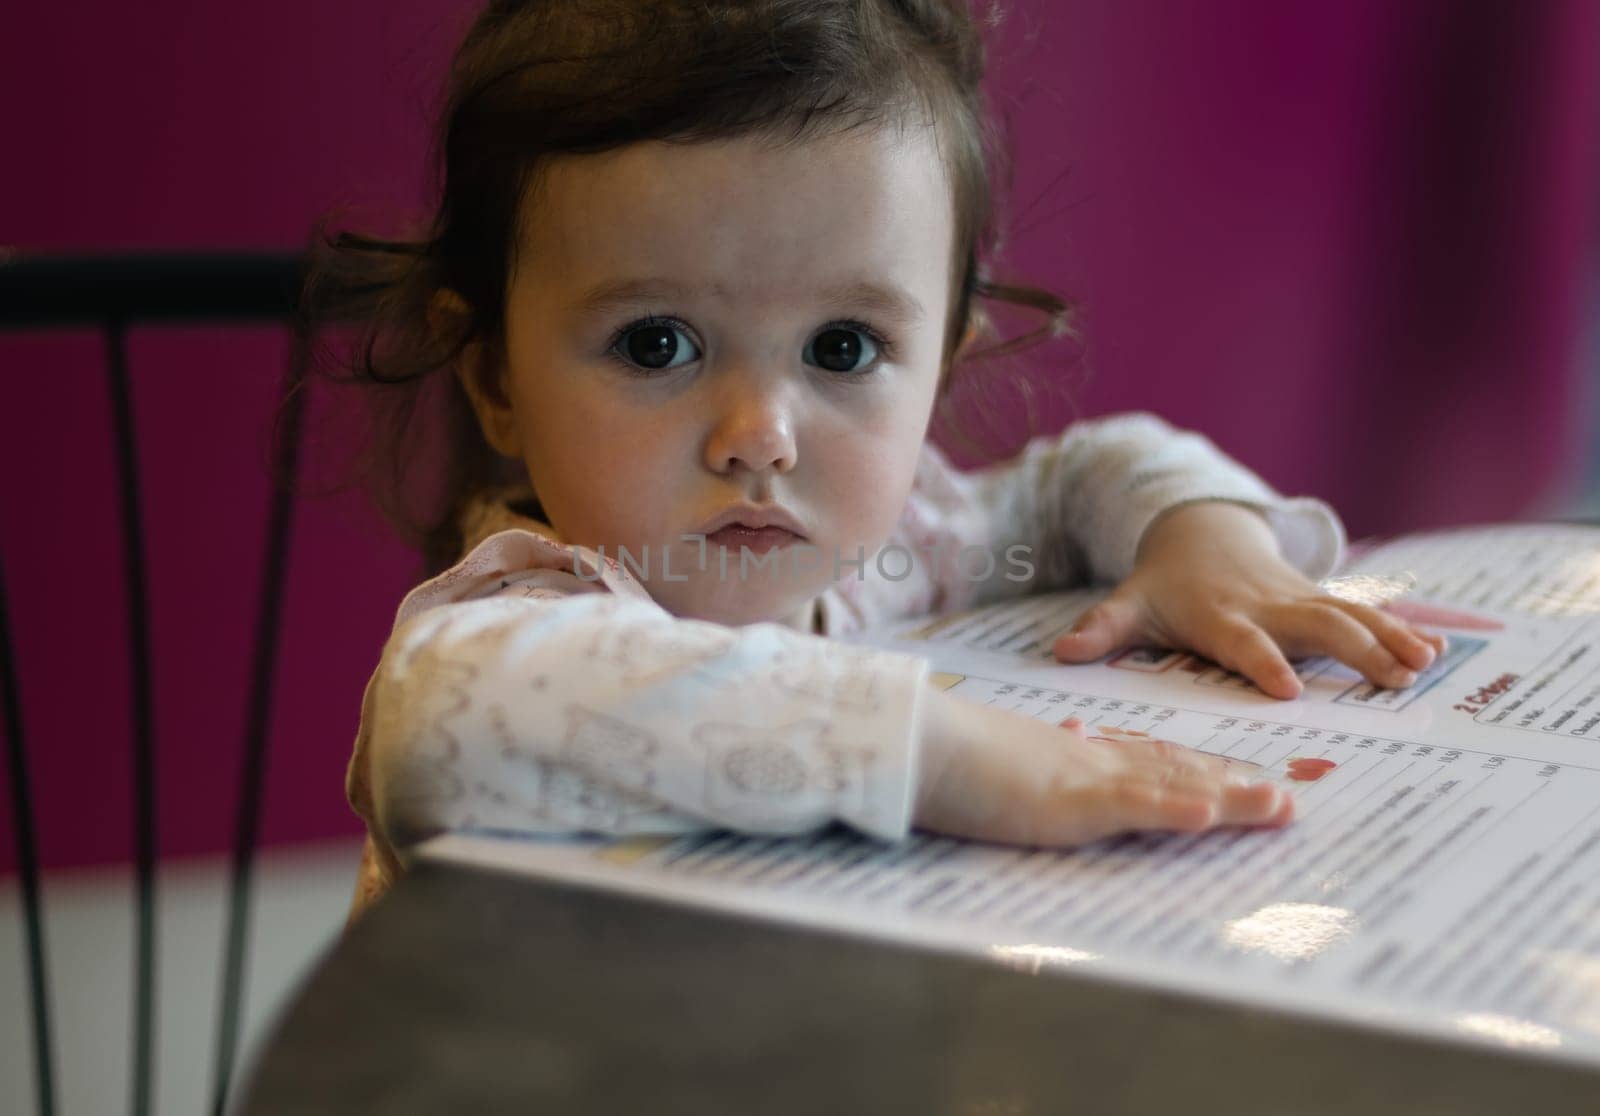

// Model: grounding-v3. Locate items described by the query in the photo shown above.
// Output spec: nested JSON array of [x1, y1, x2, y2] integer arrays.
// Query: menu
[[421, 524, 1600, 1068]]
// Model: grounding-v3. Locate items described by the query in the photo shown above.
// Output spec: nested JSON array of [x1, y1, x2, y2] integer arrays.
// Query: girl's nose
[[702, 381, 797, 476]]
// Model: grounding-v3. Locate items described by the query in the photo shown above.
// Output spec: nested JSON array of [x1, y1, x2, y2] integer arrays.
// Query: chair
[[0, 251, 306, 1116]]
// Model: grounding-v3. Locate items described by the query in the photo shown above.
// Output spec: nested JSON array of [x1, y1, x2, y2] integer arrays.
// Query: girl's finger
[[1103, 731, 1252, 783], [1078, 778, 1220, 838], [1135, 768, 1293, 830], [1028, 752, 1291, 844], [1127, 755, 1273, 803], [1271, 603, 1416, 689], [1052, 593, 1147, 663], [1095, 774, 1289, 837], [1331, 599, 1440, 671], [1221, 781, 1295, 827], [1195, 616, 1303, 700], [1217, 780, 1294, 827]]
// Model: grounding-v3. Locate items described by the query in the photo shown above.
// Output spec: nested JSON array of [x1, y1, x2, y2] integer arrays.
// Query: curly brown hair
[[297, 0, 1071, 576]]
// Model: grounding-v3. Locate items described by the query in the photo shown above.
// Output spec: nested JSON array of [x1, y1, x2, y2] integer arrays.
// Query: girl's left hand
[[1050, 501, 1447, 700]]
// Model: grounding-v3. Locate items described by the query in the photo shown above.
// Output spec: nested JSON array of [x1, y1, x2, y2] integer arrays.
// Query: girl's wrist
[[1136, 499, 1280, 566], [913, 684, 963, 821]]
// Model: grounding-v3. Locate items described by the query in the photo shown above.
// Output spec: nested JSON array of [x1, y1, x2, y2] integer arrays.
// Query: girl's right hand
[[912, 686, 1294, 846]]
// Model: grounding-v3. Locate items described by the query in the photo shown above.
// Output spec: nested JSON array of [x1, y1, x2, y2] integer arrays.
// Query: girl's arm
[[903, 412, 1441, 696], [356, 583, 931, 865], [906, 410, 1342, 612], [350, 577, 1289, 917]]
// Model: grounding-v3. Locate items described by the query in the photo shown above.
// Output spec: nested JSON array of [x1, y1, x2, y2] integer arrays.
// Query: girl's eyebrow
[[569, 276, 926, 325]]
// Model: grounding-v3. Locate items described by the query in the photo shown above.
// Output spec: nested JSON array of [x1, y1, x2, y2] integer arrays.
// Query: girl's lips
[[706, 525, 802, 554]]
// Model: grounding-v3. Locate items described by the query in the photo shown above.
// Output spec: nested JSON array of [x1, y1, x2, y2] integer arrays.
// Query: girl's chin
[[647, 580, 817, 629]]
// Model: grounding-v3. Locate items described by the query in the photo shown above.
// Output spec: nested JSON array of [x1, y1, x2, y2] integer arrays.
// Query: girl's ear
[[957, 321, 980, 358], [432, 289, 522, 459], [958, 305, 991, 357]]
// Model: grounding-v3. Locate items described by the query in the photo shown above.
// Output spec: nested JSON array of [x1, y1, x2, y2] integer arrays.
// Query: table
[[240, 858, 1600, 1114]]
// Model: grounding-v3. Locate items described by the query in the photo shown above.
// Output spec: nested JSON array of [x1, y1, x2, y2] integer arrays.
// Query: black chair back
[[0, 251, 306, 1116]]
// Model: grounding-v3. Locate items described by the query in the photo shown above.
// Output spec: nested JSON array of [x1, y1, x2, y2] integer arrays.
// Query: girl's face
[[463, 125, 956, 627]]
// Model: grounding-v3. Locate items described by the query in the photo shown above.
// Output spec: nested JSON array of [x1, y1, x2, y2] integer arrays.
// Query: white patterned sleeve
[[361, 582, 931, 864], [913, 411, 1345, 611]]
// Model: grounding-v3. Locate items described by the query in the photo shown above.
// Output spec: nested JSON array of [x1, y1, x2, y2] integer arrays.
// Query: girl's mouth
[[706, 524, 802, 554]]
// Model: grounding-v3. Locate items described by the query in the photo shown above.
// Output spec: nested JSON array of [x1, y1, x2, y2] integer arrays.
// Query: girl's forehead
[[514, 127, 954, 296]]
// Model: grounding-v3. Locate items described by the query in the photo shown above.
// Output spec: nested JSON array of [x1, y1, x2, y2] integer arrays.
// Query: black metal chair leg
[[105, 319, 158, 1116], [1, 549, 57, 1115], [209, 327, 309, 1116]]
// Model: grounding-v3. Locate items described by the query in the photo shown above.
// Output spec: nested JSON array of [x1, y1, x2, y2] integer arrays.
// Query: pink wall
[[4, 0, 1597, 871], [1, 3, 472, 871]]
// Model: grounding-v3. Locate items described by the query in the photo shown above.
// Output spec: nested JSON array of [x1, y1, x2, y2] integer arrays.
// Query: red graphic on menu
[[1286, 757, 1337, 782]]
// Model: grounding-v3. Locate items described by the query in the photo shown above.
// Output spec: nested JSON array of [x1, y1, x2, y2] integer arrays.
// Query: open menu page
[[421, 524, 1600, 1068]]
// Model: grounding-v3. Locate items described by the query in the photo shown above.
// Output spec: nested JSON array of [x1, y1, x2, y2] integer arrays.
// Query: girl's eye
[[613, 319, 701, 371], [805, 325, 881, 374]]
